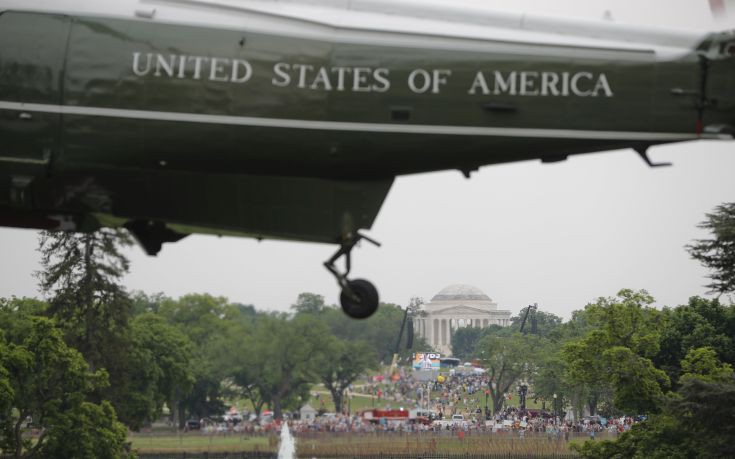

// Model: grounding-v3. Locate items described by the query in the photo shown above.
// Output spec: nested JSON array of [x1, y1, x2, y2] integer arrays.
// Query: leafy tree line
[[447, 202, 735, 458], [449, 291, 734, 456], [1, 230, 428, 457], [1, 201, 732, 457]]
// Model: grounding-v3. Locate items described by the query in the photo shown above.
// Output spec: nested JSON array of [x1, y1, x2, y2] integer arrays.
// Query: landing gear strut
[[324, 232, 380, 319]]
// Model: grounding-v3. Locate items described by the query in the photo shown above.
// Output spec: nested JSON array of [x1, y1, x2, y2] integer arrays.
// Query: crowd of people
[[189, 371, 639, 440]]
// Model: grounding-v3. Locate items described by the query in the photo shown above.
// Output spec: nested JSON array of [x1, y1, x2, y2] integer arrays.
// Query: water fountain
[[277, 421, 296, 459]]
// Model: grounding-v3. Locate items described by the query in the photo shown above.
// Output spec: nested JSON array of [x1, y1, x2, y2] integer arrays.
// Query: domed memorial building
[[414, 284, 512, 356]]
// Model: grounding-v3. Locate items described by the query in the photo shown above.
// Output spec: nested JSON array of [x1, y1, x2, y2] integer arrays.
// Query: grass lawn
[[225, 377, 549, 417], [297, 434, 579, 457], [129, 432, 582, 456], [129, 433, 273, 453]]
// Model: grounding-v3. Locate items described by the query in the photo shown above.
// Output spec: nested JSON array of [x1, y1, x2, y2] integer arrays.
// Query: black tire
[[340, 279, 379, 319]]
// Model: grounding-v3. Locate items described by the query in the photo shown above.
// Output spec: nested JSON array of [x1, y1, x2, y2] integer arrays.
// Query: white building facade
[[413, 284, 512, 356]]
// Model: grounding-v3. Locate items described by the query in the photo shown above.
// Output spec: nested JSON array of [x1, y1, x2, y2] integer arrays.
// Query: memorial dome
[[431, 284, 490, 302]]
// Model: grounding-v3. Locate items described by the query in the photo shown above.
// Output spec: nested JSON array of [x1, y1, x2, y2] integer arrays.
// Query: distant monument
[[413, 284, 512, 356]]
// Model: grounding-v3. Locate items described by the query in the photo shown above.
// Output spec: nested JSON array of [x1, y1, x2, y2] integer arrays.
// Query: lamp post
[[426, 382, 431, 410], [553, 393, 558, 423], [518, 381, 528, 412]]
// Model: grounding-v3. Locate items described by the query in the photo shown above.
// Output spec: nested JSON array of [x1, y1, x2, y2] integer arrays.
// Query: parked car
[[185, 419, 201, 430]]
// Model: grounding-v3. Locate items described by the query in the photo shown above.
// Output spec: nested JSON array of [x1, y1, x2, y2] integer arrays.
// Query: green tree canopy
[[450, 326, 487, 361], [509, 309, 564, 338], [605, 346, 669, 414], [575, 377, 735, 459], [314, 338, 376, 413], [654, 297, 735, 385], [158, 294, 240, 424], [679, 346, 734, 383], [0, 317, 129, 458], [291, 292, 328, 315], [244, 314, 328, 418], [686, 202, 735, 296], [127, 314, 195, 428], [323, 302, 428, 365], [37, 229, 133, 371], [477, 333, 545, 414], [563, 289, 668, 415]]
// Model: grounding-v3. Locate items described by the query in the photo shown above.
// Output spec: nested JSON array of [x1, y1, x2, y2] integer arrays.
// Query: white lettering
[[519, 71, 539, 96], [294, 64, 314, 89], [128, 53, 617, 99], [468, 71, 490, 95], [177, 55, 187, 79], [310, 67, 332, 90], [272, 62, 291, 87], [353, 67, 372, 92], [209, 57, 230, 82], [408, 69, 431, 94], [154, 54, 175, 77], [593, 74, 614, 97], [571, 72, 593, 97], [187, 56, 209, 80], [493, 71, 517, 95], [132, 52, 152, 76], [372, 68, 390, 92], [541, 72, 560, 96], [231, 59, 252, 83], [331, 67, 352, 91], [432, 69, 451, 94]]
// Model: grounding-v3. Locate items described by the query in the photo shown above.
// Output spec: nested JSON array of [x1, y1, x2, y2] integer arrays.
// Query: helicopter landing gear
[[324, 232, 380, 319]]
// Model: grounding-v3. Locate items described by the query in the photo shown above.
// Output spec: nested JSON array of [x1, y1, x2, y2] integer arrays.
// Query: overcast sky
[[1, 0, 734, 319]]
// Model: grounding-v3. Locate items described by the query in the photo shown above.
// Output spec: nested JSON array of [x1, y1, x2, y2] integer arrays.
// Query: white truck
[[451, 414, 467, 427], [432, 414, 468, 429]]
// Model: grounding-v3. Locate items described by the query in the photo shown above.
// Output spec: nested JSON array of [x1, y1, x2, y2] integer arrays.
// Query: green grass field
[[129, 432, 585, 456], [129, 433, 273, 453]]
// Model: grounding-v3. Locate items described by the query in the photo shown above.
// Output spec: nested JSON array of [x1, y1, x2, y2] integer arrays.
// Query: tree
[[605, 346, 669, 414], [213, 318, 267, 417], [679, 346, 734, 383], [35, 229, 149, 427], [531, 347, 570, 413], [574, 377, 735, 459], [158, 294, 240, 425], [41, 401, 131, 459], [477, 333, 543, 414], [654, 297, 735, 386], [226, 314, 329, 419], [0, 340, 14, 428], [687, 202, 735, 296], [563, 337, 612, 417], [510, 310, 563, 338], [450, 326, 486, 361], [323, 302, 430, 365], [246, 314, 327, 418], [290, 292, 328, 315], [563, 289, 668, 416], [0, 317, 130, 458], [130, 291, 168, 316], [37, 229, 133, 371], [314, 338, 376, 413], [127, 314, 194, 428]]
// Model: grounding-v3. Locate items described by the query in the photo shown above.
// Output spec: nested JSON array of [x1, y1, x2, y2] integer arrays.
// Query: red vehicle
[[361, 408, 409, 423], [361, 408, 433, 425]]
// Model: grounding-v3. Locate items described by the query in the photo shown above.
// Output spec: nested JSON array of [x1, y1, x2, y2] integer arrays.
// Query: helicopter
[[1, 0, 734, 319]]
